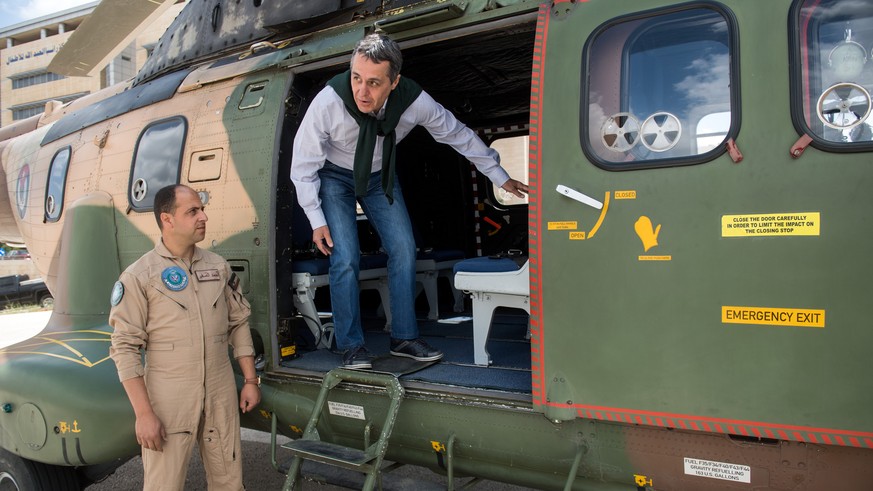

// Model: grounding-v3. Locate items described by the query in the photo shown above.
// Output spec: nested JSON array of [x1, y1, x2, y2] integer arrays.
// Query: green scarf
[[327, 69, 422, 204]]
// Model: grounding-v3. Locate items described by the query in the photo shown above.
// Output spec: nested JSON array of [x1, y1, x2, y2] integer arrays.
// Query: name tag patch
[[196, 269, 221, 281]]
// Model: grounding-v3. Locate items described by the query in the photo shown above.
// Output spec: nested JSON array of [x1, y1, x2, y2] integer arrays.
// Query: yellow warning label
[[615, 190, 637, 200], [639, 255, 672, 261], [281, 345, 296, 357], [722, 306, 825, 328], [722, 212, 820, 237], [569, 231, 586, 240], [549, 221, 578, 230]]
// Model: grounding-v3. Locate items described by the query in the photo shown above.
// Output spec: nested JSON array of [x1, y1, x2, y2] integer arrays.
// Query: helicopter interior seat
[[357, 241, 464, 330], [290, 203, 391, 348], [453, 255, 530, 366], [405, 210, 466, 319], [355, 206, 467, 327], [415, 247, 466, 319]]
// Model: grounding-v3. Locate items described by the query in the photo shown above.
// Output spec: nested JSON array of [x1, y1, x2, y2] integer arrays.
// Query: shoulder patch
[[228, 272, 240, 291], [110, 281, 124, 306]]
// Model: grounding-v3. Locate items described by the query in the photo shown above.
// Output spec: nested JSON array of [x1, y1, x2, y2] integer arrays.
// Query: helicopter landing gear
[[0, 448, 79, 491]]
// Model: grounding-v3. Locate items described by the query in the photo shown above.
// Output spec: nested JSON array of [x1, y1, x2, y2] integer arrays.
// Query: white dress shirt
[[290, 85, 510, 230]]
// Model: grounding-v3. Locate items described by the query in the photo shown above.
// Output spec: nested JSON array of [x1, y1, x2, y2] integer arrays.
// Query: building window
[[12, 106, 46, 120], [9, 92, 87, 121], [583, 6, 737, 169], [45, 146, 71, 222], [792, 0, 873, 147], [128, 117, 187, 211], [11, 70, 65, 89], [103, 43, 136, 87]]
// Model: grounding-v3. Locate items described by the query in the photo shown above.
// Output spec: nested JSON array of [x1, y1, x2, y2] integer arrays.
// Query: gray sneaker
[[389, 338, 443, 362], [342, 346, 374, 370]]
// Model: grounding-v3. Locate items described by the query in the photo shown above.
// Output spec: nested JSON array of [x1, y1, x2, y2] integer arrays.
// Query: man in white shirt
[[291, 34, 528, 369]]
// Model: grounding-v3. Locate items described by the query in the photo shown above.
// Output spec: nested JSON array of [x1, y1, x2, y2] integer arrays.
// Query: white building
[[0, 1, 186, 127]]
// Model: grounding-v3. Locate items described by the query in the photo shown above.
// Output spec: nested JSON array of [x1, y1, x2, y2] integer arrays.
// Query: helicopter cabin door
[[531, 0, 873, 447]]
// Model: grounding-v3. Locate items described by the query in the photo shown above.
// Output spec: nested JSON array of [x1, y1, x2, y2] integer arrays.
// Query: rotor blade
[[47, 0, 179, 77]]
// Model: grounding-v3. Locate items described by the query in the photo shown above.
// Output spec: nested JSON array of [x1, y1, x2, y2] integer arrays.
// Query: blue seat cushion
[[359, 253, 389, 270], [293, 254, 390, 275], [292, 257, 330, 275], [417, 248, 465, 262], [453, 256, 522, 275]]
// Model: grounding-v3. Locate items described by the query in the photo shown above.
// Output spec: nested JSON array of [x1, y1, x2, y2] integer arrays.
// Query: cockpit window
[[792, 0, 873, 147], [128, 117, 187, 211], [582, 6, 737, 168]]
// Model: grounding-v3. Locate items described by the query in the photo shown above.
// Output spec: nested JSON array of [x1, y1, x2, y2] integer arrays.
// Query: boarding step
[[281, 368, 405, 491], [282, 439, 372, 470]]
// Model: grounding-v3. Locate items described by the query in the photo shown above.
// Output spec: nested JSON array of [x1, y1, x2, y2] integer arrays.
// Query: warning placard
[[684, 457, 751, 483], [328, 401, 365, 420], [548, 221, 578, 230], [721, 212, 820, 237], [722, 306, 825, 328]]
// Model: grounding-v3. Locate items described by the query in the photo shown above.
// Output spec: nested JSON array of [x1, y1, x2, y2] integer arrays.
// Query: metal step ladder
[[281, 368, 405, 491]]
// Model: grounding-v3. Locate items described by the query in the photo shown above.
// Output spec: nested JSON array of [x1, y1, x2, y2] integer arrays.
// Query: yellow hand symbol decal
[[634, 216, 661, 252]]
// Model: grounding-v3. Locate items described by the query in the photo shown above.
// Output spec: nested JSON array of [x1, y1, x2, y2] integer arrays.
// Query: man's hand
[[120, 377, 166, 452], [313, 225, 334, 255], [240, 384, 261, 413], [136, 411, 167, 452], [501, 179, 529, 198]]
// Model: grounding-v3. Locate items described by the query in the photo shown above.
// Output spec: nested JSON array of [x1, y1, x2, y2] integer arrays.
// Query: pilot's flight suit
[[109, 240, 254, 491]]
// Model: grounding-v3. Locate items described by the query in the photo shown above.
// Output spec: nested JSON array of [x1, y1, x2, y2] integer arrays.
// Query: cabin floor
[[279, 292, 532, 394]]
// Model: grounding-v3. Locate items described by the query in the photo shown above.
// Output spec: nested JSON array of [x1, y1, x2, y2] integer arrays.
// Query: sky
[[0, 0, 95, 29]]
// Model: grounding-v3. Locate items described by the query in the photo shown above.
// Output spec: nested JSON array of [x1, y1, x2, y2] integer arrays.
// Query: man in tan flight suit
[[109, 184, 261, 490]]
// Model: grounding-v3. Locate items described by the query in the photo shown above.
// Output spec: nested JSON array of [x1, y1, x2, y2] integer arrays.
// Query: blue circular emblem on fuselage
[[161, 266, 189, 291]]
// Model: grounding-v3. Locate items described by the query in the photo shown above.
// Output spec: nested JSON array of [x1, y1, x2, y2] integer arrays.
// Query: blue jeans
[[318, 162, 418, 350]]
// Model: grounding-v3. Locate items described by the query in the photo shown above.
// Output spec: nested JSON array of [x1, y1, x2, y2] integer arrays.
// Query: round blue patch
[[110, 281, 124, 306], [161, 266, 188, 292]]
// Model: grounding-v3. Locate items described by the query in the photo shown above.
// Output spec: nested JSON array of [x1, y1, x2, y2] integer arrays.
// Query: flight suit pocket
[[200, 426, 228, 476], [146, 342, 174, 351], [147, 279, 194, 347]]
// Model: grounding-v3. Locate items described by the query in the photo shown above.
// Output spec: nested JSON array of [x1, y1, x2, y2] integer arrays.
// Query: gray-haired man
[[291, 34, 528, 369]]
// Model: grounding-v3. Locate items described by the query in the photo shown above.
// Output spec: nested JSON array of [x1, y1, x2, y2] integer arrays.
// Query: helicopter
[[2, 0, 873, 489]]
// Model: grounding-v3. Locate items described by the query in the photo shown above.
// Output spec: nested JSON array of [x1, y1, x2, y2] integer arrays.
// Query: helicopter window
[[791, 0, 873, 147], [128, 117, 187, 211], [583, 6, 737, 169], [490, 135, 529, 207], [239, 81, 267, 110], [44, 146, 71, 222]]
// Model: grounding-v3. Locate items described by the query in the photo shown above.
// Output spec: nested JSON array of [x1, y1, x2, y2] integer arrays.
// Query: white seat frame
[[453, 261, 530, 366], [292, 266, 389, 349], [292, 257, 466, 345]]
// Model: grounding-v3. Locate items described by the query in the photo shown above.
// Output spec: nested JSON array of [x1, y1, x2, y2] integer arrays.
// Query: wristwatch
[[244, 376, 261, 387]]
